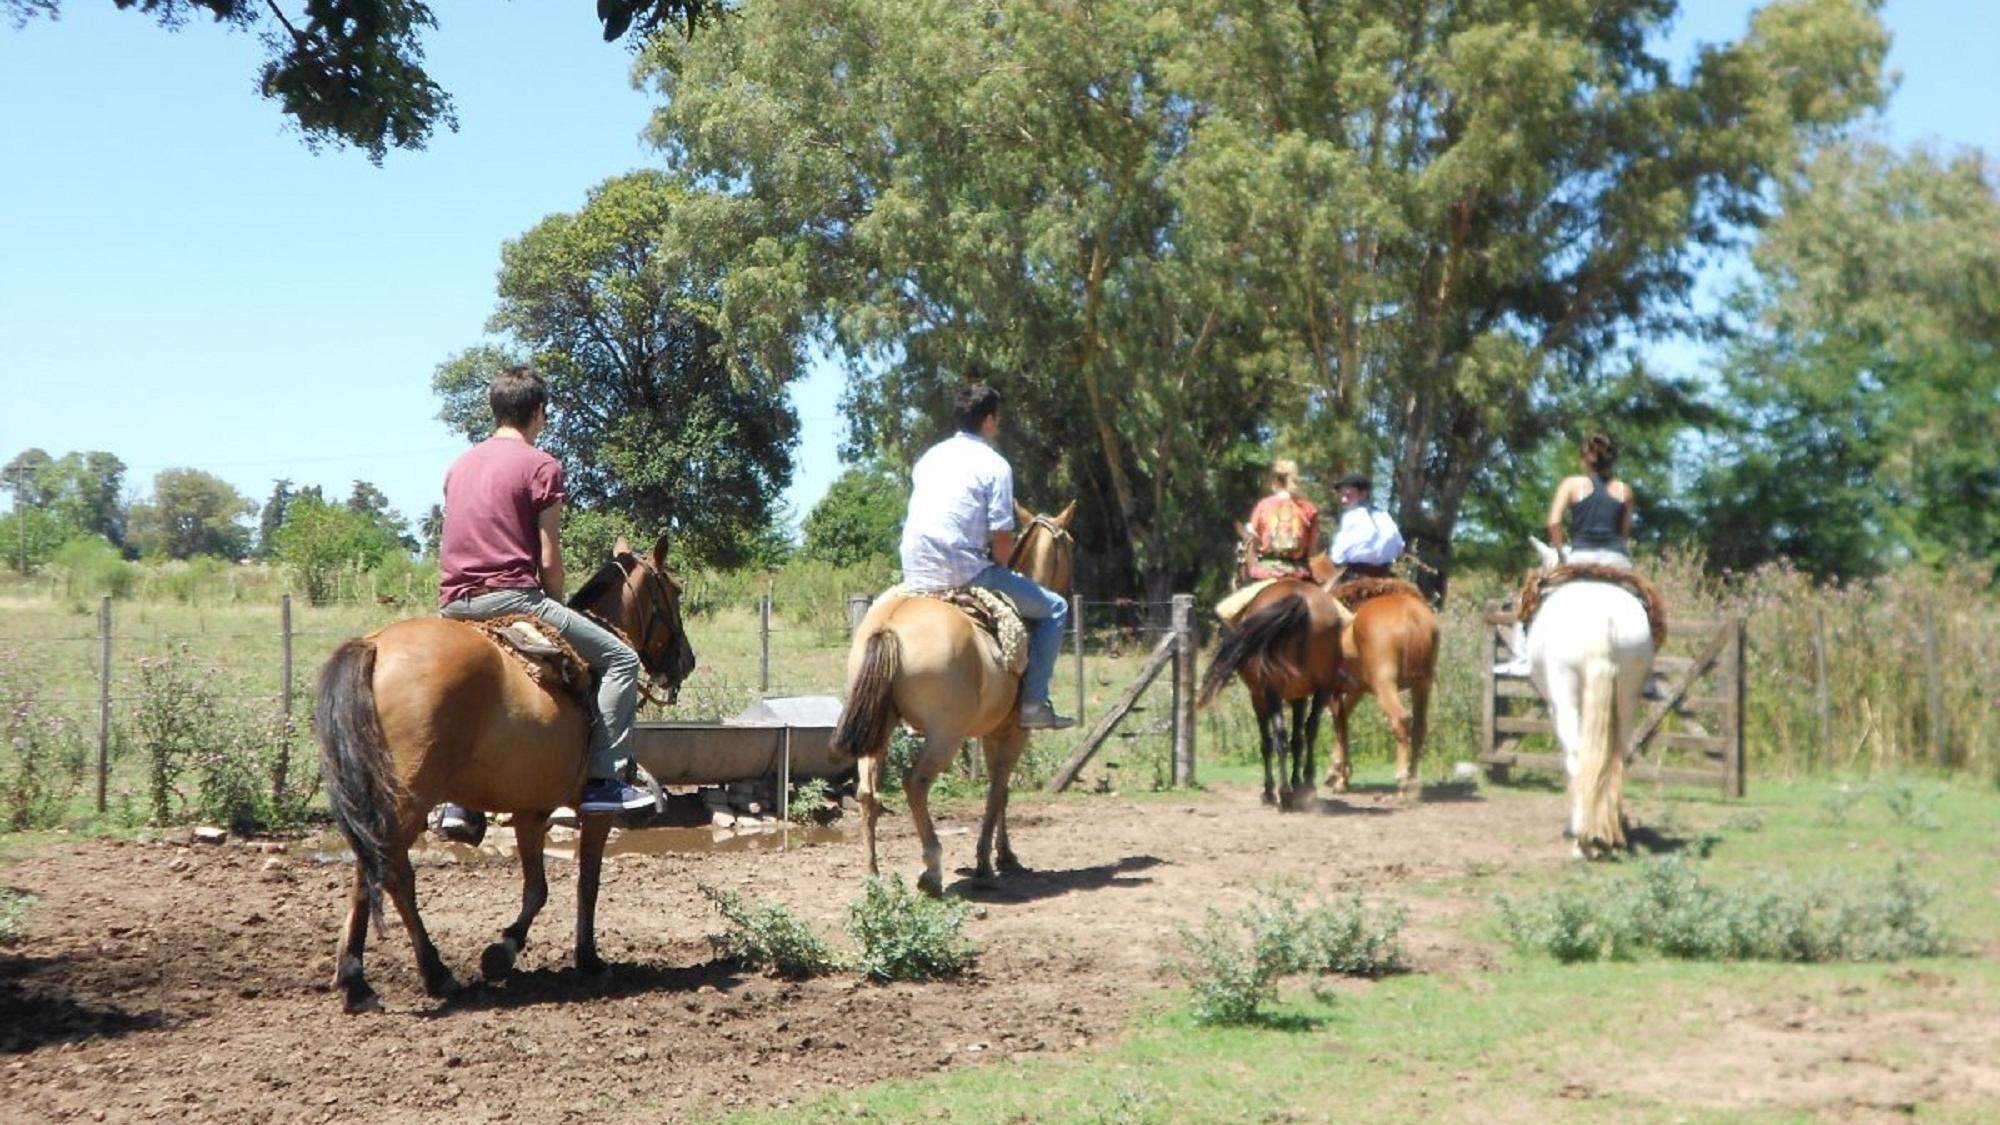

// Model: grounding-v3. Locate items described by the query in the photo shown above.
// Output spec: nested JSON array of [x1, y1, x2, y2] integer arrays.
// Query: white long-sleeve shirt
[[899, 432, 1015, 591], [1327, 504, 1404, 566]]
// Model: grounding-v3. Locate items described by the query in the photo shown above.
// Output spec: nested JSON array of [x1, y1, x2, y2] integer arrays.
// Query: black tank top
[[1569, 473, 1625, 550]]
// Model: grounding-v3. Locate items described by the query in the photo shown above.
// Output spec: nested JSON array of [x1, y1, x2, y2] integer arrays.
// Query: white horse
[[1523, 539, 1654, 859]]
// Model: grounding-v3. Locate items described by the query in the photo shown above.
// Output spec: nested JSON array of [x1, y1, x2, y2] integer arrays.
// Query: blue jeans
[[971, 565, 1069, 706], [441, 588, 638, 780]]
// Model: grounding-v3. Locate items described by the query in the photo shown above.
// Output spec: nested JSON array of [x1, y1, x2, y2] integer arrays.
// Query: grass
[[722, 770, 2000, 1123]]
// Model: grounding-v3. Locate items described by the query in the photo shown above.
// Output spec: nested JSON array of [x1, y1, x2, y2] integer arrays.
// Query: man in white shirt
[[900, 384, 1075, 729], [1326, 471, 1404, 584]]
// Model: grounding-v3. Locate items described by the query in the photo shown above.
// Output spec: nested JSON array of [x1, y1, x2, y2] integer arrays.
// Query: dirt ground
[[3, 781, 1995, 1123]]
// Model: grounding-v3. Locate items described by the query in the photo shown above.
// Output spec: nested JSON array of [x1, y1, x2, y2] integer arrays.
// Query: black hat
[[1333, 472, 1372, 492]]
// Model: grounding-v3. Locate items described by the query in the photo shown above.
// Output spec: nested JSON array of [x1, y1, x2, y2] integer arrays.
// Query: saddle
[[1325, 576, 1423, 609], [895, 585, 1031, 676], [468, 615, 596, 709], [1514, 564, 1669, 649]]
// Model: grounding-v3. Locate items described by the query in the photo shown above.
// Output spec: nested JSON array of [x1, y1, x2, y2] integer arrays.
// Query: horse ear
[[1529, 536, 1558, 570], [613, 535, 632, 558], [1014, 501, 1033, 530], [650, 534, 670, 572], [1056, 500, 1076, 530]]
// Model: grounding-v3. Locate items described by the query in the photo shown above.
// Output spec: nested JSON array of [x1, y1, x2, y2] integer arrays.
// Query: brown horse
[[314, 536, 695, 1013], [831, 502, 1074, 896], [1198, 578, 1353, 809], [1318, 578, 1438, 798]]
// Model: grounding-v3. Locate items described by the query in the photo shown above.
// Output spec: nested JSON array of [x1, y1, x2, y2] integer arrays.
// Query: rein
[[1007, 514, 1073, 571]]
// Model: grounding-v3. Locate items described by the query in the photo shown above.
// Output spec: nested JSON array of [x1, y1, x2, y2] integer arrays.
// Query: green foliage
[[787, 777, 831, 824], [0, 887, 33, 945], [48, 536, 135, 604], [641, 0, 1888, 594], [0, 656, 89, 831], [128, 647, 311, 831], [125, 468, 254, 561], [434, 172, 799, 570], [1498, 854, 1951, 965], [699, 884, 843, 978], [271, 494, 403, 607], [1697, 139, 2000, 578], [846, 875, 977, 982], [1174, 884, 1407, 1026], [801, 466, 907, 568]]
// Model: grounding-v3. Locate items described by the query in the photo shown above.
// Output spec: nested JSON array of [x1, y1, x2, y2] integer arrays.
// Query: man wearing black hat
[[1325, 471, 1404, 584]]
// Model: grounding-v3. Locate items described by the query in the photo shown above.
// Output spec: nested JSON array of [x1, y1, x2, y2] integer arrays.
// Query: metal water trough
[[629, 694, 847, 790]]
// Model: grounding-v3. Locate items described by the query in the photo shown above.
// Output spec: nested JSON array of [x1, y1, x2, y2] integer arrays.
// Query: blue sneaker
[[577, 778, 655, 815], [435, 804, 486, 845]]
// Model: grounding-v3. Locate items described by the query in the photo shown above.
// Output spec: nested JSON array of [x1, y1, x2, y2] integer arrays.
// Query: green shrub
[[0, 662, 89, 831], [787, 777, 832, 824], [1174, 884, 1408, 1026], [0, 887, 35, 945], [1498, 854, 1950, 964], [700, 884, 843, 978], [49, 536, 134, 603], [131, 647, 307, 832], [847, 875, 977, 981], [1175, 907, 1283, 1026]]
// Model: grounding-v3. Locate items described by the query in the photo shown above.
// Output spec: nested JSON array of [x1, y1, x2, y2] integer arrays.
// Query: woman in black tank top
[[1547, 433, 1634, 566]]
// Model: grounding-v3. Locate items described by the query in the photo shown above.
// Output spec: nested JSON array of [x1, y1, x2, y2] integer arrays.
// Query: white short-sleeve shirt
[[1327, 504, 1404, 566], [899, 432, 1015, 591]]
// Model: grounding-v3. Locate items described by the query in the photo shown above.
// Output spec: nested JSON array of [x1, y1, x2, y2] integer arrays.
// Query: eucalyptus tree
[[1696, 138, 2000, 578], [640, 0, 1888, 596], [433, 172, 798, 569]]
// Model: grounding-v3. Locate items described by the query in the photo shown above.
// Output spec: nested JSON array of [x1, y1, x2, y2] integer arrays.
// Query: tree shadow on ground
[[0, 954, 165, 1052], [947, 854, 1165, 904]]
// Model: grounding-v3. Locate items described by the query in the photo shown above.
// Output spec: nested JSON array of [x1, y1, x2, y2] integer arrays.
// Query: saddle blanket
[[1213, 579, 1275, 625], [1514, 564, 1669, 649], [468, 615, 595, 708], [887, 584, 1030, 676]]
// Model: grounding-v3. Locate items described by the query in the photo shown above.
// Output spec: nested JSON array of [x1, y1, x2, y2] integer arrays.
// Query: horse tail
[[1573, 622, 1627, 854], [1198, 595, 1309, 708], [315, 638, 401, 914], [832, 629, 901, 762]]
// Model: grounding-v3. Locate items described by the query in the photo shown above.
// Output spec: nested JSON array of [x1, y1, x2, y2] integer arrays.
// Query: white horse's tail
[[1573, 621, 1627, 856]]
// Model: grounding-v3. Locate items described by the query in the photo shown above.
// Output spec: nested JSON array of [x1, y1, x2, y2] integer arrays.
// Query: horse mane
[[567, 555, 633, 611], [1516, 564, 1668, 649], [1326, 576, 1423, 608]]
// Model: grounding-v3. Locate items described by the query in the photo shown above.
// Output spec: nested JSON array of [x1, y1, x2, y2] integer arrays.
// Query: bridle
[[1007, 513, 1073, 572], [581, 553, 687, 707]]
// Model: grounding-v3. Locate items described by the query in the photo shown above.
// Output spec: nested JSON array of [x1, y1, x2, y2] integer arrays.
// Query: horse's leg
[[904, 732, 958, 896], [1259, 690, 1285, 807], [1371, 674, 1418, 798], [1300, 696, 1327, 810], [382, 841, 456, 1000], [482, 811, 551, 981], [1407, 678, 1433, 798], [573, 813, 615, 974], [1285, 698, 1309, 809], [333, 866, 379, 1014], [1326, 688, 1356, 793], [856, 751, 885, 877], [976, 727, 1031, 879]]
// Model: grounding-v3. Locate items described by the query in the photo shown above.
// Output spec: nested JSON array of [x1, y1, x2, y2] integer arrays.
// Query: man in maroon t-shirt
[[434, 366, 653, 827]]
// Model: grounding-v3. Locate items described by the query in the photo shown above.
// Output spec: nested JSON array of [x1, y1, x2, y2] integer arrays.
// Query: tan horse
[[1198, 578, 1353, 809], [314, 536, 695, 1013], [1320, 578, 1439, 799], [831, 502, 1075, 896]]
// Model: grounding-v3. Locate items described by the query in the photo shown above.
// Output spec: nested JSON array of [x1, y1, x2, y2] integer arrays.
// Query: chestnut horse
[[831, 503, 1075, 896], [1197, 578, 1353, 809], [1320, 578, 1439, 799], [314, 536, 695, 1013]]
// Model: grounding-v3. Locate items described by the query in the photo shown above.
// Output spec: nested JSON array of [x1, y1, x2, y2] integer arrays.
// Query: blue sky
[[1, 1, 1993, 535]]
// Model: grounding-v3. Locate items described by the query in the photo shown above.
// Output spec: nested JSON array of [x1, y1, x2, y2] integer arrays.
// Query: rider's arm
[[1618, 481, 1637, 541], [1325, 507, 1360, 563], [538, 501, 566, 601], [1545, 478, 1575, 552], [990, 528, 1015, 567]]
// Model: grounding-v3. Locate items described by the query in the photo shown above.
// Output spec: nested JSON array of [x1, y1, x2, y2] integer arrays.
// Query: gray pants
[[441, 587, 638, 780]]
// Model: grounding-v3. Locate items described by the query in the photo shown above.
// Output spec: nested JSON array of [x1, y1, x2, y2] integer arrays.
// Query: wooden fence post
[[1071, 594, 1085, 723], [281, 594, 294, 722], [1812, 609, 1831, 767], [847, 593, 871, 636], [758, 592, 772, 694], [1171, 594, 1195, 787], [97, 595, 111, 813], [1923, 605, 1945, 763]]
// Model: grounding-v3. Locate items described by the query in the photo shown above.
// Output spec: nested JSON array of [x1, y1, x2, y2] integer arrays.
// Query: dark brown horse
[[315, 535, 695, 1013], [1197, 578, 1352, 809], [1320, 578, 1439, 799], [832, 503, 1074, 896]]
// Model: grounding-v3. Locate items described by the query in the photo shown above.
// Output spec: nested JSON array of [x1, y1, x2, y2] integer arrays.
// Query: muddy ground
[[3, 781, 1995, 1123]]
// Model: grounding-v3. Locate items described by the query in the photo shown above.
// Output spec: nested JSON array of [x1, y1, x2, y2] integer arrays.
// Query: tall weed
[[846, 875, 977, 981]]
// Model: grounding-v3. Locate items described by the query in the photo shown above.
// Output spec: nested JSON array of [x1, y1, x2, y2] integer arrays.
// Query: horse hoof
[[577, 952, 608, 976], [996, 854, 1026, 875], [1261, 791, 1278, 807], [422, 972, 459, 1000], [342, 988, 381, 1015], [481, 942, 516, 981], [917, 873, 945, 899]]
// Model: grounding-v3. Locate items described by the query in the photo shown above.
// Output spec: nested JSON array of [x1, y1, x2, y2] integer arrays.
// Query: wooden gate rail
[[1480, 610, 1746, 797]]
